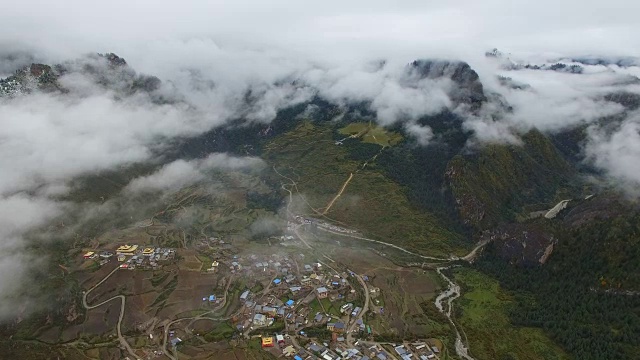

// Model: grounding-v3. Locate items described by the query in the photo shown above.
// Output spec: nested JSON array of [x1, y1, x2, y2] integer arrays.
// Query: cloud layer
[[1, 0, 640, 321]]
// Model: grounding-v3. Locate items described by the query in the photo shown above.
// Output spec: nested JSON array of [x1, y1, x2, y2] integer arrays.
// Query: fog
[[1, 0, 640, 320]]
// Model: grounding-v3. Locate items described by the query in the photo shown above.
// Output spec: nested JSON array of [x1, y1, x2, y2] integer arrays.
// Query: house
[[276, 334, 285, 345], [117, 254, 126, 262], [394, 346, 407, 356], [262, 306, 277, 316], [116, 244, 138, 255], [327, 322, 345, 333], [351, 307, 361, 317], [314, 313, 324, 322], [99, 251, 113, 259], [316, 287, 329, 299], [142, 247, 154, 255], [262, 337, 274, 348], [274, 278, 282, 285], [253, 313, 267, 326], [286, 299, 295, 307], [304, 264, 313, 272], [83, 251, 96, 259], [341, 303, 354, 314], [240, 290, 250, 302], [208, 295, 216, 302], [283, 345, 296, 356]]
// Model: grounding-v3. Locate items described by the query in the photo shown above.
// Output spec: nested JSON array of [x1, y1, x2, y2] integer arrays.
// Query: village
[[188, 217, 444, 360], [79, 214, 447, 360], [82, 244, 177, 270]]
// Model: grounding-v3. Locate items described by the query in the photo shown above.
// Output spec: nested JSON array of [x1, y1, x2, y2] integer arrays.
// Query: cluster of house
[[292, 341, 439, 360], [230, 257, 360, 332], [237, 289, 294, 330], [391, 343, 440, 360], [313, 219, 357, 235], [115, 245, 175, 270], [83, 251, 115, 266]]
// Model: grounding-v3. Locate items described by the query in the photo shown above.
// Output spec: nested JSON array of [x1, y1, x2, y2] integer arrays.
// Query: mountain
[[1, 52, 639, 360], [408, 59, 487, 109], [446, 129, 576, 230]]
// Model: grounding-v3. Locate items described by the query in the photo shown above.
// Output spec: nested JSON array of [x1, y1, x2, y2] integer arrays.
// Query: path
[[163, 275, 236, 359], [82, 267, 140, 360], [316, 226, 452, 262], [346, 274, 370, 347], [322, 172, 354, 215], [461, 239, 490, 262]]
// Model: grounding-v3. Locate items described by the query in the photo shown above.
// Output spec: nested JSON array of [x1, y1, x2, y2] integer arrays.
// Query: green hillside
[[446, 130, 576, 230]]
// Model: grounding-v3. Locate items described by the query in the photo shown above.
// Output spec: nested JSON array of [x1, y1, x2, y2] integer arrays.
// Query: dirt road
[[322, 172, 354, 215], [82, 267, 140, 360], [346, 273, 370, 347]]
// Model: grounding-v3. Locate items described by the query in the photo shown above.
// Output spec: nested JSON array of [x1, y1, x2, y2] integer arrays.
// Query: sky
[[1, 0, 640, 319]]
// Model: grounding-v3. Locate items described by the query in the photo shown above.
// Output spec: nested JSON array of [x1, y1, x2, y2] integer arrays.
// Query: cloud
[[1, 0, 640, 321], [405, 123, 435, 146], [0, 195, 62, 320], [125, 153, 265, 193], [585, 113, 640, 195]]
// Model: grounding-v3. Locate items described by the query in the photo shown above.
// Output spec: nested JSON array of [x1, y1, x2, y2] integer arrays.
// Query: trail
[[461, 239, 490, 262], [346, 274, 370, 347], [163, 276, 236, 359], [272, 164, 489, 359], [82, 267, 140, 360], [316, 226, 452, 262], [322, 172, 354, 215]]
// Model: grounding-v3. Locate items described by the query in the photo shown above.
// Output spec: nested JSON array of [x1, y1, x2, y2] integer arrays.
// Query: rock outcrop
[[406, 59, 487, 110]]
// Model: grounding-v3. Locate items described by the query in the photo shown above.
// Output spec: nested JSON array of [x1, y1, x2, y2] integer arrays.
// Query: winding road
[[82, 267, 140, 360], [272, 165, 485, 359]]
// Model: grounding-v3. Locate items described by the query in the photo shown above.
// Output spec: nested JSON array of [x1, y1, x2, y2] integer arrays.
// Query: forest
[[475, 209, 640, 359]]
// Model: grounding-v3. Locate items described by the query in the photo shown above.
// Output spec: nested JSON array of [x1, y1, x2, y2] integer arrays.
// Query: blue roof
[[274, 279, 282, 284], [294, 356, 303, 360], [286, 299, 295, 306], [209, 295, 216, 301]]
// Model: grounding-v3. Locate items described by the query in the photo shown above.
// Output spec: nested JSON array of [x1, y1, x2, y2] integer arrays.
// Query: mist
[[1, 0, 640, 321]]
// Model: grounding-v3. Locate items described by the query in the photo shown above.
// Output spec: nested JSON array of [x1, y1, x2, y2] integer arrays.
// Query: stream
[[435, 266, 476, 360]]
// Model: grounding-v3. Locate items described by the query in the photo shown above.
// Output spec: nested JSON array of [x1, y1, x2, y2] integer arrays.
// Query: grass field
[[453, 267, 570, 360], [264, 121, 468, 257], [339, 122, 403, 147]]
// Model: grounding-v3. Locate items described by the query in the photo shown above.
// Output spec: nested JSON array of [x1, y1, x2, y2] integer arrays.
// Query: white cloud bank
[[125, 153, 265, 193], [1, 0, 640, 320]]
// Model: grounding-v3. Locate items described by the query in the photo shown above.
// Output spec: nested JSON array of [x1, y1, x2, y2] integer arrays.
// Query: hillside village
[[76, 214, 448, 360]]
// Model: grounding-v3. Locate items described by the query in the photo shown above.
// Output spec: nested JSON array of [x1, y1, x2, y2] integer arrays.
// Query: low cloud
[[1, 0, 640, 321], [404, 123, 435, 146], [125, 153, 265, 194], [585, 113, 640, 195]]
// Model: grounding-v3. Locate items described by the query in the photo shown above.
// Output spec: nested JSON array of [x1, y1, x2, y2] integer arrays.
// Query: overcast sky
[[1, 0, 640, 320], [2, 0, 640, 67]]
